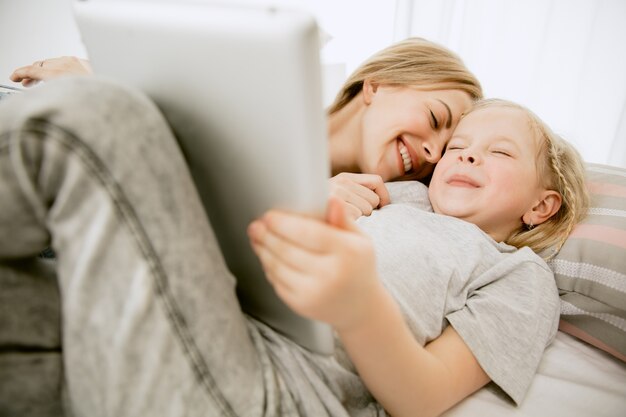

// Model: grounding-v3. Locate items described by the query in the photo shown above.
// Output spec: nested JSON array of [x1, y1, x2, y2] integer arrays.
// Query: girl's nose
[[458, 149, 479, 164]]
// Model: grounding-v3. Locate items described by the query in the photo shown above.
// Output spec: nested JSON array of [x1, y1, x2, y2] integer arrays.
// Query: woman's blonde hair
[[467, 99, 589, 256], [327, 37, 483, 115]]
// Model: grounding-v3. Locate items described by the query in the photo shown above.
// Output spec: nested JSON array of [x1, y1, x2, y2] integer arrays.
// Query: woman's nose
[[422, 140, 443, 164]]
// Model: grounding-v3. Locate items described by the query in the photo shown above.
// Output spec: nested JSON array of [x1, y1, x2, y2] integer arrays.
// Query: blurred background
[[1, 0, 625, 166]]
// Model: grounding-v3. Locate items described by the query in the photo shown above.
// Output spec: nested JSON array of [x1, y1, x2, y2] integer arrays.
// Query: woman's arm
[[248, 198, 489, 416], [10, 56, 92, 87]]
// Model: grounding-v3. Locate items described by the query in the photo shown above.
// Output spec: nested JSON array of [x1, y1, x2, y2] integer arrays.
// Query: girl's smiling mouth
[[447, 174, 480, 188]]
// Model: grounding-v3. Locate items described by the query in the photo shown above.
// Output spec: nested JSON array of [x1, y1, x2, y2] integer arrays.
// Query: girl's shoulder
[[385, 180, 432, 212]]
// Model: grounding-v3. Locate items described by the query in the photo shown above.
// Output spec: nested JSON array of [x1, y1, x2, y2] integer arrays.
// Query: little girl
[[249, 98, 589, 416]]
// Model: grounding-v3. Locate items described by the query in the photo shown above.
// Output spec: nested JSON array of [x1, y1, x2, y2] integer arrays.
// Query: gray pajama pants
[[0, 77, 293, 417]]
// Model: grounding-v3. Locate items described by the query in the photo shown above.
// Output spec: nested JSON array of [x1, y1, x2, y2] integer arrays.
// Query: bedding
[[548, 163, 626, 362], [443, 331, 626, 417], [1, 156, 625, 416]]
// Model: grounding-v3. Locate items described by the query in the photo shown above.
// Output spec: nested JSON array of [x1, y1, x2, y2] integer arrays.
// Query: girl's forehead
[[457, 106, 540, 145], [462, 105, 530, 128]]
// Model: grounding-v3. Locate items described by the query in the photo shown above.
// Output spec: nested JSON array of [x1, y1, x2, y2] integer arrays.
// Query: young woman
[[324, 38, 482, 218], [10, 38, 483, 219]]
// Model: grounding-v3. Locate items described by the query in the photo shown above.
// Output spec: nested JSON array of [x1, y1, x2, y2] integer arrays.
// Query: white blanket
[[443, 332, 626, 417]]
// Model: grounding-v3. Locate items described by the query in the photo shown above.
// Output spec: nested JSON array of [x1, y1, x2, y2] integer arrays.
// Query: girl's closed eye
[[445, 140, 465, 151], [489, 143, 518, 157], [491, 149, 512, 156]]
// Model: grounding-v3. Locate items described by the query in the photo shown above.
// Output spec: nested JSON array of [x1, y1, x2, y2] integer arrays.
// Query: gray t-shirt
[[256, 181, 560, 415]]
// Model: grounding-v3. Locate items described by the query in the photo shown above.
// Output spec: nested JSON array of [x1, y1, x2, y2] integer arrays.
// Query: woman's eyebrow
[[436, 99, 453, 128]]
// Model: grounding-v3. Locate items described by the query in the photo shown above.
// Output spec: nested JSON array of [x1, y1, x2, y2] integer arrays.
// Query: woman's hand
[[248, 197, 383, 331], [329, 173, 391, 220], [10, 56, 93, 87]]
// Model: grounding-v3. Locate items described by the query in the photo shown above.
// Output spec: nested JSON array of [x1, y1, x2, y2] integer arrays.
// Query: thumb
[[326, 196, 360, 233]]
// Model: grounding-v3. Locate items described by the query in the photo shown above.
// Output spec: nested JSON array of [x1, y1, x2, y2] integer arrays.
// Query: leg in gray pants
[[0, 77, 288, 417]]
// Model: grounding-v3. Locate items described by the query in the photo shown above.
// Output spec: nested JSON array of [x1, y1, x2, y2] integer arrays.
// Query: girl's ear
[[362, 79, 379, 105], [523, 190, 562, 226]]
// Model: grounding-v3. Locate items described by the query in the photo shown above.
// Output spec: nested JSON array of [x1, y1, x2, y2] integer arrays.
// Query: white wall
[[0, 0, 87, 87], [401, 0, 626, 167], [0, 0, 394, 105], [5, 0, 621, 166]]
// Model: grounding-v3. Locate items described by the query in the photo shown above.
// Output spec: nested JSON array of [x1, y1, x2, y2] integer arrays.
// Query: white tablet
[[74, 0, 333, 354]]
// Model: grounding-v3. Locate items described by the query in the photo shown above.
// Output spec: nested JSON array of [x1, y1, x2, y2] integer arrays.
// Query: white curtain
[[395, 0, 626, 167]]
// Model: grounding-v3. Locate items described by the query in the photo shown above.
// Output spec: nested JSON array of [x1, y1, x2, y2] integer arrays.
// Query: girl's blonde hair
[[467, 99, 589, 256], [327, 37, 483, 115]]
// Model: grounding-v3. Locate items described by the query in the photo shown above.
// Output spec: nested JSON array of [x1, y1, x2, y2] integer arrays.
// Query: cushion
[[0, 258, 60, 348], [0, 258, 63, 417], [0, 352, 64, 417], [547, 163, 626, 362]]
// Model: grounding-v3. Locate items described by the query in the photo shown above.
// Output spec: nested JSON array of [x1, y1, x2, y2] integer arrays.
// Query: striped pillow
[[548, 163, 626, 362]]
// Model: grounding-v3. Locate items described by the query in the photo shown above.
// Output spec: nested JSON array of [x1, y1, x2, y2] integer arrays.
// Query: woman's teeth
[[398, 141, 413, 173]]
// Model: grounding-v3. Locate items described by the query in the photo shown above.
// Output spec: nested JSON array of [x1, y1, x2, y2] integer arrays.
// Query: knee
[[36, 77, 166, 134], [3, 76, 176, 157]]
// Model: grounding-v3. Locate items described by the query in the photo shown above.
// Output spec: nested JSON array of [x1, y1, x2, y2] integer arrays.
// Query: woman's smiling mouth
[[398, 140, 412, 173], [397, 137, 419, 174]]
